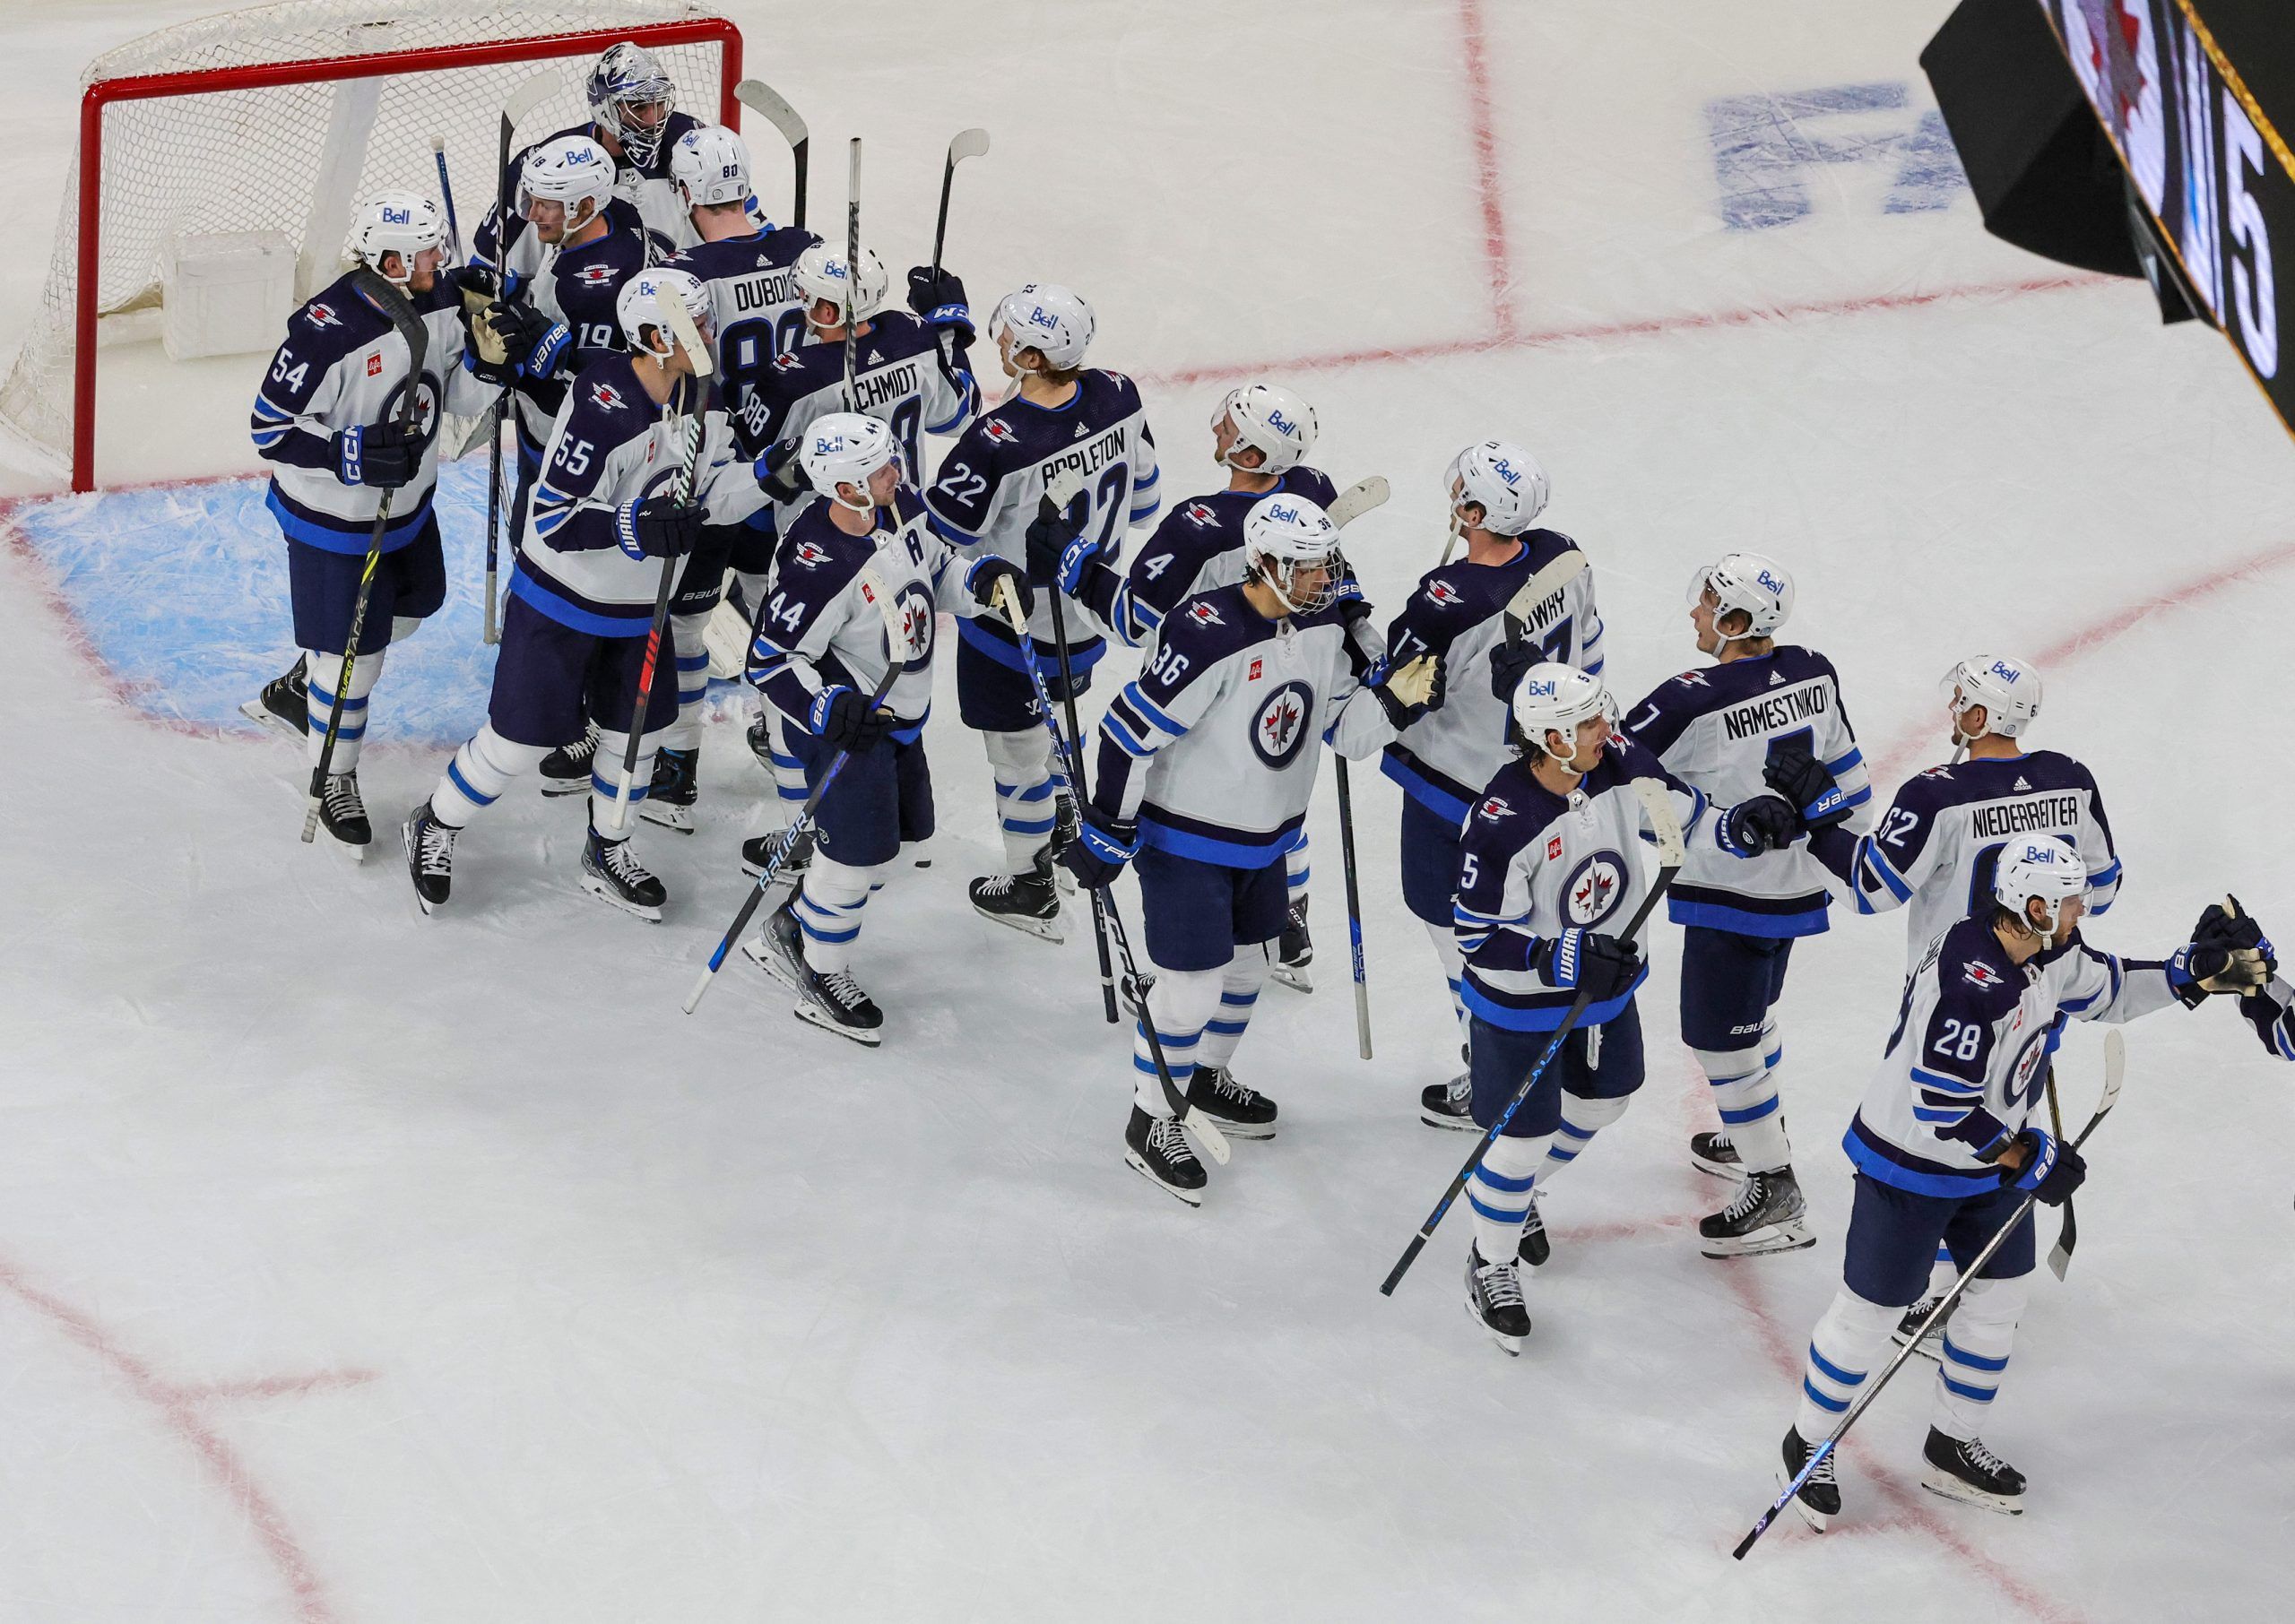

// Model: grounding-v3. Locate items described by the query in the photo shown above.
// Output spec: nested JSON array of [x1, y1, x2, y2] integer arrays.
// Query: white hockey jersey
[[1092, 584, 1395, 867], [1622, 644, 1873, 937], [250, 270, 495, 552], [1845, 913, 2178, 1198], [1808, 750, 2123, 969]]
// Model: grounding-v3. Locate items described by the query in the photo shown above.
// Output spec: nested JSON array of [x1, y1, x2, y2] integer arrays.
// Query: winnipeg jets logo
[[1673, 669, 1708, 688], [1181, 502, 1223, 530], [1921, 764, 1955, 780], [1248, 679, 1315, 769], [574, 262, 619, 287], [789, 540, 832, 570], [1963, 959, 2005, 989], [772, 351, 806, 372], [1425, 579, 1463, 609], [983, 419, 1018, 445], [589, 382, 627, 411], [303, 303, 342, 330], [1185, 601, 1225, 628], [1561, 850, 1626, 927], [1477, 797, 1514, 821]]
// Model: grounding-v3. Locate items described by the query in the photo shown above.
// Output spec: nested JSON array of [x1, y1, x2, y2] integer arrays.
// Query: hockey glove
[[2002, 1128, 2086, 1205], [1719, 793, 1801, 857], [810, 686, 894, 753], [1372, 654, 1441, 730], [1762, 742, 1852, 831], [969, 556, 1035, 625], [618, 494, 706, 560], [1023, 497, 1086, 585], [1059, 808, 1137, 892], [2177, 895, 2277, 1007], [754, 439, 812, 504], [1529, 928, 1641, 1003], [1487, 636, 1539, 705], [333, 423, 417, 489], [484, 298, 569, 379], [905, 266, 975, 348]]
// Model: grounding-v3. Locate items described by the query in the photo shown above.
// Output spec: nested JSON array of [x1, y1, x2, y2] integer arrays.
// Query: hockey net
[[0, 0, 741, 491]]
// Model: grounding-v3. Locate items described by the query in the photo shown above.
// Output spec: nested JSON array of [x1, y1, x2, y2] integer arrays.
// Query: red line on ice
[[1457, 0, 1517, 340], [0, 1250, 359, 1623]]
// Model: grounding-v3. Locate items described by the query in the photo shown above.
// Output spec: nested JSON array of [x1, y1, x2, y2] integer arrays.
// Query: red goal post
[[0, 2, 743, 493]]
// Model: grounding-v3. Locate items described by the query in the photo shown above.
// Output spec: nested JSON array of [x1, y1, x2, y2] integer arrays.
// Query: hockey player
[[403, 269, 725, 918], [1619, 554, 1872, 1258], [577, 42, 710, 247], [1387, 441, 1602, 1133], [733, 242, 978, 875], [924, 283, 1159, 939], [740, 413, 1024, 1041], [1058, 496, 1436, 1203], [1038, 383, 1332, 989], [1776, 654, 2121, 1337], [1774, 836, 2261, 1528], [241, 190, 495, 854], [1451, 664, 1797, 1350], [637, 124, 820, 833]]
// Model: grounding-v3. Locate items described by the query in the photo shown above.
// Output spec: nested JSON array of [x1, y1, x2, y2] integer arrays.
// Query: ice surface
[[1, 2, 2291, 1620]]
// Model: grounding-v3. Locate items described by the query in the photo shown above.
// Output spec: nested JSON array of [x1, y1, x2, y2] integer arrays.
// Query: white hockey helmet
[[1993, 834, 2085, 943], [585, 40, 678, 169], [792, 242, 890, 325], [1511, 661, 1614, 764], [1242, 494, 1344, 614], [670, 123, 751, 212], [519, 135, 617, 231], [615, 267, 712, 359], [1447, 439, 1550, 536], [1213, 383, 1317, 476], [1942, 654, 2042, 742], [349, 189, 449, 282], [992, 283, 1095, 371], [1688, 551, 1794, 639], [800, 411, 897, 512]]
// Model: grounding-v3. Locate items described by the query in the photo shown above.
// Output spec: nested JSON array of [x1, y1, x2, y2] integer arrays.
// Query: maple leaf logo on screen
[[2077, 0, 2146, 139]]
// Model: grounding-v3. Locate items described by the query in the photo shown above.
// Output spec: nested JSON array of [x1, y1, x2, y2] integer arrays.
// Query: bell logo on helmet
[[382, 204, 412, 226], [1990, 660, 2022, 683], [1267, 409, 1296, 436], [1489, 456, 1522, 487], [1757, 569, 1784, 593], [1267, 501, 1301, 524], [1524, 678, 1559, 701]]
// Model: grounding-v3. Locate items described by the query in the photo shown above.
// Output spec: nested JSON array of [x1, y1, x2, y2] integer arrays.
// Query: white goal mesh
[[0, 0, 737, 487]]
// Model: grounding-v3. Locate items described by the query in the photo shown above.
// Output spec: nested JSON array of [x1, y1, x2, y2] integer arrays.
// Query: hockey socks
[[1695, 1017, 1790, 1172], [792, 856, 881, 973], [1795, 1288, 1896, 1445], [984, 728, 1058, 875], [1192, 949, 1269, 1074], [666, 610, 713, 753], [303, 648, 382, 773], [1538, 1093, 1629, 1186], [1423, 919, 1472, 1049], [1131, 963, 1222, 1116], [1468, 1132, 1549, 1268], [431, 724, 552, 826]]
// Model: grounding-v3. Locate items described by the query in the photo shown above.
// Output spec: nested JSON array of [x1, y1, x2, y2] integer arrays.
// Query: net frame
[[3, 2, 743, 492]]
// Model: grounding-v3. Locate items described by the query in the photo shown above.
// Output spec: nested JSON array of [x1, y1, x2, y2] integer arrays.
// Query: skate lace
[[1477, 1257, 1526, 1309], [321, 775, 365, 819], [597, 839, 653, 883], [1150, 1117, 1201, 1169], [1806, 1442, 1839, 1487], [567, 728, 601, 766], [1704, 1130, 1734, 1153], [1961, 1438, 2009, 1477], [1443, 1072, 1473, 1104], [1205, 1067, 1259, 1107], [818, 969, 870, 1012], [1722, 1173, 1770, 1222], [414, 817, 455, 877]]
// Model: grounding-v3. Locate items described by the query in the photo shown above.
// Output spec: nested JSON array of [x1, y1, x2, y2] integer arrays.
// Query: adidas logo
[[2014, 776, 2031, 791], [1073, 422, 1088, 438], [1767, 671, 1785, 687]]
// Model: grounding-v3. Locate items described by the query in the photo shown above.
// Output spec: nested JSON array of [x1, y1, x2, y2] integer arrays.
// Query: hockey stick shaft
[[931, 128, 990, 277], [842, 139, 862, 411], [2044, 1064, 2078, 1278], [609, 369, 704, 830], [302, 269, 428, 842], [687, 562, 904, 1014], [1380, 864, 1676, 1294], [1734, 1033, 2126, 1559], [1335, 756, 1372, 1059], [429, 138, 463, 259]]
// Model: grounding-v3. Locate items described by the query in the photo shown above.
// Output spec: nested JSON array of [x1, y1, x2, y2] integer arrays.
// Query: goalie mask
[[586, 41, 678, 170]]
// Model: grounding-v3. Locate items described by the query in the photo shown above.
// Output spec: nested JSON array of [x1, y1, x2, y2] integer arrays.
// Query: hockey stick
[[685, 562, 905, 1015], [1036, 468, 1122, 1029], [301, 268, 429, 843], [2043, 1061, 2079, 1279], [1324, 475, 1388, 1060], [1380, 778, 1685, 1293], [429, 136, 463, 260], [1003, 577, 1230, 1165], [841, 138, 862, 412], [607, 294, 714, 830], [1324, 474, 1389, 529], [1438, 507, 1463, 566], [1734, 1029, 2126, 1560], [479, 73, 559, 645], [734, 80, 808, 229], [930, 127, 991, 277], [1501, 549, 1589, 652]]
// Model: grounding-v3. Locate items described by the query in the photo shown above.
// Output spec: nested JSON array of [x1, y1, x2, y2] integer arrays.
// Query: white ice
[[1, 2, 2291, 1620]]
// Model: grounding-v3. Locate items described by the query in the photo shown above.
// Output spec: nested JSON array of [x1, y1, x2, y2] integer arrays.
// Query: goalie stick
[[684, 560, 907, 1015], [301, 267, 429, 843], [606, 293, 713, 831], [1380, 777, 1685, 1293], [1734, 1030, 2126, 1560], [734, 80, 809, 229]]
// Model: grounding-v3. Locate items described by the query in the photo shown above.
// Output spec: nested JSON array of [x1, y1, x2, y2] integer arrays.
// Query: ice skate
[[315, 770, 369, 858], [1920, 1429, 2025, 1516], [745, 895, 884, 1045], [1270, 896, 1313, 992], [240, 659, 307, 736], [1689, 1128, 1740, 1179], [1464, 1244, 1530, 1354], [403, 800, 457, 914], [540, 722, 599, 795], [1780, 1427, 1840, 1532], [1185, 1064, 1277, 1140], [741, 826, 813, 881], [970, 845, 1061, 942], [639, 745, 697, 834], [1420, 1069, 1476, 1130], [580, 824, 665, 921], [1124, 1105, 1206, 1205], [1518, 1190, 1550, 1268], [1892, 1297, 1947, 1361], [1698, 1167, 1815, 1257]]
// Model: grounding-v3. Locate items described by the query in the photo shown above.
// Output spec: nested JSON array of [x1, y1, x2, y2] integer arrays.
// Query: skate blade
[[1419, 1109, 1480, 1132], [1194, 1115, 1275, 1142], [1891, 1333, 1945, 1363], [639, 802, 697, 834], [792, 998, 882, 1046], [1689, 1153, 1743, 1179], [1269, 963, 1313, 994], [1462, 1293, 1525, 1356], [973, 904, 1063, 944], [740, 935, 805, 991], [329, 836, 368, 863], [1919, 1470, 2022, 1516], [1780, 1470, 1832, 1533], [578, 873, 663, 922], [238, 699, 305, 739], [1123, 1148, 1204, 1206], [538, 777, 592, 797], [1699, 1221, 1816, 1259]]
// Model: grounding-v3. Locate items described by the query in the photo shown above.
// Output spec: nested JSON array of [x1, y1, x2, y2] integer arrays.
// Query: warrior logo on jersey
[[1181, 502, 1223, 530], [589, 382, 628, 411], [1562, 850, 1627, 927], [304, 304, 342, 331], [1425, 579, 1464, 609], [1185, 601, 1225, 628], [788, 540, 833, 570], [1249, 680, 1315, 769]]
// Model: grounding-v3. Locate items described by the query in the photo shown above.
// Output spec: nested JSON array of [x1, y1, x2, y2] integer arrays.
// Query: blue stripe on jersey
[[1909, 1066, 1981, 1094], [1120, 681, 1186, 739], [1825, 746, 1864, 773], [1860, 836, 1915, 901], [1841, 1115, 2001, 1198], [955, 614, 1104, 673], [507, 565, 654, 637], [1460, 969, 1644, 1032], [1666, 893, 1832, 938], [1378, 746, 1473, 825], [1137, 810, 1303, 868], [264, 483, 431, 555]]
